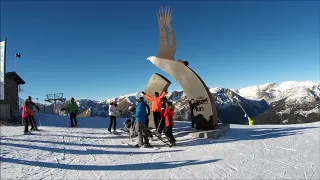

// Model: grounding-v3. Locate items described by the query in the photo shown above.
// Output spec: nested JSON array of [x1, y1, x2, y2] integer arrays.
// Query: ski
[[153, 132, 171, 146], [107, 131, 123, 136], [121, 142, 160, 150]]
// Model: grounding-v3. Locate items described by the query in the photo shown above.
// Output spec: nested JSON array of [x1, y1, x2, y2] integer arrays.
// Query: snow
[[298, 108, 320, 117], [209, 87, 222, 94], [237, 83, 280, 103], [277, 109, 291, 115], [1, 113, 320, 179], [237, 81, 320, 105], [278, 81, 318, 91]]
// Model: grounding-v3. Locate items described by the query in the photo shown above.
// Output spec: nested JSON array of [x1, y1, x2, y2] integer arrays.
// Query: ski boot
[[135, 144, 142, 148], [143, 143, 152, 148]]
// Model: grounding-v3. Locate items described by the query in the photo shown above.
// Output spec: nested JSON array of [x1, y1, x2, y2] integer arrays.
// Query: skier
[[67, 97, 79, 127], [145, 103, 151, 128], [22, 100, 33, 134], [158, 97, 167, 135], [164, 101, 176, 147], [25, 96, 40, 131], [189, 110, 195, 128], [108, 101, 119, 134], [141, 89, 167, 133], [127, 105, 138, 137], [135, 97, 152, 148], [145, 103, 154, 139]]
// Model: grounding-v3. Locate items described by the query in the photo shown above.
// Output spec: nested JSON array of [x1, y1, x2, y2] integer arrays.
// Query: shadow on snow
[[174, 125, 319, 147], [0, 142, 183, 155], [0, 157, 221, 171]]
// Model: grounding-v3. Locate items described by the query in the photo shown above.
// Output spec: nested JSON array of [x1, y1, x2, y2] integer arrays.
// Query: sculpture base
[[189, 123, 230, 139]]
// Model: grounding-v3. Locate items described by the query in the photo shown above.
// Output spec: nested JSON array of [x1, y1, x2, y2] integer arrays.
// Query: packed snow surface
[[1, 113, 320, 179]]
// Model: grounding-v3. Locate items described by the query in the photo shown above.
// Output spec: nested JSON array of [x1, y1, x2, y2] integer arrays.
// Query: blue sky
[[1, 0, 319, 103]]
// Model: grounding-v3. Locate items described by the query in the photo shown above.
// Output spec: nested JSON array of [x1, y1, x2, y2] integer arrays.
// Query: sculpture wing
[[165, 8, 176, 60], [157, 7, 176, 60]]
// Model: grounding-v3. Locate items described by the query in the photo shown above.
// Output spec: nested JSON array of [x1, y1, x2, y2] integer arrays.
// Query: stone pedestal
[[189, 123, 230, 139]]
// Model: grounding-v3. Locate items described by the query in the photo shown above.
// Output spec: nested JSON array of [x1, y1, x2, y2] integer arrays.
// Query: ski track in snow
[[1, 115, 320, 179]]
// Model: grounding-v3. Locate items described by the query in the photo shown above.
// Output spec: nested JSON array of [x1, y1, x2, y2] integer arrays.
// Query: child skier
[[22, 100, 32, 134], [164, 101, 176, 147], [67, 97, 79, 127]]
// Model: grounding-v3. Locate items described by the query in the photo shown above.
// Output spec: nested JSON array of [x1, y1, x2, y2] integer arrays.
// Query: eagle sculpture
[[146, 6, 218, 130], [156, 7, 189, 66]]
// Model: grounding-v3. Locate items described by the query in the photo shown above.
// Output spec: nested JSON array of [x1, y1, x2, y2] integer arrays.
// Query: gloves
[[141, 91, 146, 95]]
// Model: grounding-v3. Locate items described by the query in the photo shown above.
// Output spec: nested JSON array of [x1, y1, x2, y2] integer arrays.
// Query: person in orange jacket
[[164, 101, 176, 146], [141, 89, 167, 132]]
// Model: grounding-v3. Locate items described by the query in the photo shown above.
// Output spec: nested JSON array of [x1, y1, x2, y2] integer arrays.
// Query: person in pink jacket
[[22, 100, 32, 134]]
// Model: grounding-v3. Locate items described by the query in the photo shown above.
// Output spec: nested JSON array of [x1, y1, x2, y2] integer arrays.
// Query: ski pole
[[129, 120, 136, 143], [39, 117, 41, 127]]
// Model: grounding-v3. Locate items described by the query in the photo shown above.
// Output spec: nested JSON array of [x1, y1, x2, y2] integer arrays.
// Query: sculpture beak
[[147, 56, 156, 64]]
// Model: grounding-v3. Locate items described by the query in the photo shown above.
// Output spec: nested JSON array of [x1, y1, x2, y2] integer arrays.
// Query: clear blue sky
[[1, 0, 319, 103]]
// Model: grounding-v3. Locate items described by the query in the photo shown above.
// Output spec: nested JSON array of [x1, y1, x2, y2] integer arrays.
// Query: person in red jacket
[[164, 101, 176, 146], [141, 89, 167, 131], [22, 100, 32, 134], [158, 97, 167, 135]]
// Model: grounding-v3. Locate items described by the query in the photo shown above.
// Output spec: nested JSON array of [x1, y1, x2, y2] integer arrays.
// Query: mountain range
[[24, 81, 320, 125]]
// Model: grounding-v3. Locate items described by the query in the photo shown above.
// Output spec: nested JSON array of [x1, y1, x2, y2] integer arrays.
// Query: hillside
[[237, 81, 320, 124], [1, 114, 319, 179]]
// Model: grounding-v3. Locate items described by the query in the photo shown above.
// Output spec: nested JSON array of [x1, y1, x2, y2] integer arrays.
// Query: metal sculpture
[[146, 7, 218, 130]]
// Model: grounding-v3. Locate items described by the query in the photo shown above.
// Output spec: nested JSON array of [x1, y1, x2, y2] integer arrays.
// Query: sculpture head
[[154, 92, 159, 97]]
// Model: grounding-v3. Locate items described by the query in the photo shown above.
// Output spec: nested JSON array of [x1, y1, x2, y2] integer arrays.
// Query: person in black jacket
[[25, 96, 40, 131], [158, 97, 167, 135], [145, 103, 151, 128]]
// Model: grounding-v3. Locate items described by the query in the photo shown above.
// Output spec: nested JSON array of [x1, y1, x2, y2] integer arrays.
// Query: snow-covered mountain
[[237, 81, 320, 104], [238, 81, 320, 124], [37, 81, 319, 125]]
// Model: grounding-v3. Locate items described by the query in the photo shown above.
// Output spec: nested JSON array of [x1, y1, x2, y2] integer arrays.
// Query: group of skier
[[108, 89, 176, 148], [21, 90, 176, 148], [134, 89, 176, 148], [21, 96, 40, 134], [22, 96, 79, 133]]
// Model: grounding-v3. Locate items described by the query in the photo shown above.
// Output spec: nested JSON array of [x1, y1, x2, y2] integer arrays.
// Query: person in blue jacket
[[135, 97, 152, 148]]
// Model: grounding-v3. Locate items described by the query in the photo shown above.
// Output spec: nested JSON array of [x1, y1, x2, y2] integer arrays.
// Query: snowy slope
[[1, 114, 319, 179]]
